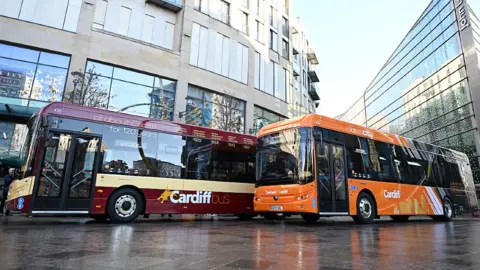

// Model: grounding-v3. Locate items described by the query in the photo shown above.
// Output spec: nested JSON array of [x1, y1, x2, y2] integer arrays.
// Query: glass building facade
[[340, 0, 480, 192], [0, 43, 70, 116], [75, 61, 177, 120], [0, 43, 71, 172], [186, 85, 246, 134], [252, 106, 287, 134]]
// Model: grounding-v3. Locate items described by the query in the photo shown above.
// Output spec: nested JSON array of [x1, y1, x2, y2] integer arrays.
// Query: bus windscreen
[[256, 127, 313, 186]]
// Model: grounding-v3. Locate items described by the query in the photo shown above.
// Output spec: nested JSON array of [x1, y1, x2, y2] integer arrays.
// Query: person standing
[[1, 168, 15, 216]]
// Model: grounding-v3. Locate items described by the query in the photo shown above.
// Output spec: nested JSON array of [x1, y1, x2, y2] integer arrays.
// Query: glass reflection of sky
[[0, 44, 70, 103]]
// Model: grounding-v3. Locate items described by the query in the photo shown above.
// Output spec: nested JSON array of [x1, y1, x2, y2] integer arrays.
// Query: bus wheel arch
[[107, 186, 146, 223], [354, 190, 378, 224]]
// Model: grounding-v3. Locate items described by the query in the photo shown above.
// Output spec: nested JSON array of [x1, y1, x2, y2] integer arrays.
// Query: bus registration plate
[[270, 205, 283, 211]]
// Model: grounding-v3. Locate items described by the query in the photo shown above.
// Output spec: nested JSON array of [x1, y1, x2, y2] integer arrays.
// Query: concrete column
[[173, 79, 188, 122], [63, 0, 96, 101], [245, 98, 254, 135]]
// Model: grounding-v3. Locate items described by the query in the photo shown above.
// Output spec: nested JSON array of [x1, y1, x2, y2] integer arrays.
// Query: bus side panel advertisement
[[144, 189, 253, 214], [348, 179, 447, 216], [90, 187, 254, 215]]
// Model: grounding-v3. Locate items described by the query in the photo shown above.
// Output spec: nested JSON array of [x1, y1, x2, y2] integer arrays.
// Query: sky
[[293, 0, 480, 118]]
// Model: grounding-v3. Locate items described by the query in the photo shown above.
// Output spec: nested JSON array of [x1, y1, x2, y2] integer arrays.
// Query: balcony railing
[[146, 0, 183, 13], [308, 68, 319, 83], [308, 84, 320, 101], [292, 46, 299, 55]]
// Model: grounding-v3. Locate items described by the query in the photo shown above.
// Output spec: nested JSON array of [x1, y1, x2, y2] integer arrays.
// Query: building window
[[79, 60, 176, 120], [190, 23, 248, 84], [0, 43, 70, 110], [141, 15, 155, 44], [282, 17, 289, 36], [256, 0, 261, 15], [270, 6, 275, 27], [282, 39, 289, 59], [272, 60, 276, 95], [1, 0, 81, 32], [93, 0, 108, 29], [240, 12, 248, 34], [92, 1, 175, 50], [255, 20, 263, 43], [195, 0, 230, 24], [270, 30, 278, 51], [194, 0, 201, 10], [254, 52, 265, 90], [252, 106, 286, 134], [218, 0, 230, 24], [284, 68, 289, 103], [186, 85, 246, 133], [118, 6, 132, 36]]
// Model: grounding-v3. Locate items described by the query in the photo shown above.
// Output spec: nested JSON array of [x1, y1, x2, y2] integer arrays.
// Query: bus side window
[[344, 135, 370, 179], [450, 161, 465, 189], [369, 141, 398, 183], [431, 154, 444, 188]]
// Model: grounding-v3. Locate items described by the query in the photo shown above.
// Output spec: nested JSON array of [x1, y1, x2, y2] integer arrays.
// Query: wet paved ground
[[0, 216, 480, 270]]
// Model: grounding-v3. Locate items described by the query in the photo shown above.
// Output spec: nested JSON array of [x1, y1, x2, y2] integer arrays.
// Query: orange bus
[[6, 102, 256, 222], [254, 114, 478, 224]]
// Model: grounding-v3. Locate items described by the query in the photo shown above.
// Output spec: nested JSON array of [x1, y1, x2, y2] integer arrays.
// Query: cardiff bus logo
[[157, 187, 212, 204]]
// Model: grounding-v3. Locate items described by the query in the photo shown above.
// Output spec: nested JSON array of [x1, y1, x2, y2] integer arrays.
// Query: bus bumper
[[254, 199, 317, 214]]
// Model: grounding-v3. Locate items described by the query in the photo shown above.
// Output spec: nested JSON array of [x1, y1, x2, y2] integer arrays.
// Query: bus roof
[[258, 114, 405, 144], [38, 102, 256, 146], [257, 114, 467, 158]]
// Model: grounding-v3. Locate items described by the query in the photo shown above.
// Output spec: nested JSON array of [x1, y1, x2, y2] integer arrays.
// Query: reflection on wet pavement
[[0, 216, 480, 269]]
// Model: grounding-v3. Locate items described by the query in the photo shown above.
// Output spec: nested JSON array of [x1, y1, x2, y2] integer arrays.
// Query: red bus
[[6, 102, 256, 222]]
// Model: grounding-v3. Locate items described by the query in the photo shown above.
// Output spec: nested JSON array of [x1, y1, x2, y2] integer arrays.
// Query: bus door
[[31, 131, 102, 214], [316, 141, 349, 214]]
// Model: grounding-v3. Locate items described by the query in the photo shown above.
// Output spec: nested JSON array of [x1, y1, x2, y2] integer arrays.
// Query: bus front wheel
[[354, 192, 376, 224], [301, 213, 320, 224], [108, 188, 144, 223]]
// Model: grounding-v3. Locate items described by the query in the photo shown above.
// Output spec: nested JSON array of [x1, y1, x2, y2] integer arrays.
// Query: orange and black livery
[[254, 114, 478, 223]]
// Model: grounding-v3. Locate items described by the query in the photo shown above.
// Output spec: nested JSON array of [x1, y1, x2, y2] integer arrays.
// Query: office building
[[339, 0, 480, 195], [0, 0, 320, 177]]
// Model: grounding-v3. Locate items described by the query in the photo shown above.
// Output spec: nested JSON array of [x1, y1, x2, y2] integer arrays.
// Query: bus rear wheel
[[301, 213, 320, 224], [108, 188, 144, 223], [434, 197, 454, 222], [355, 192, 376, 224], [390, 215, 409, 222]]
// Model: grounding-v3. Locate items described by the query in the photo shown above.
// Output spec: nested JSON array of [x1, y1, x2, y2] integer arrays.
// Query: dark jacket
[[3, 175, 13, 192]]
